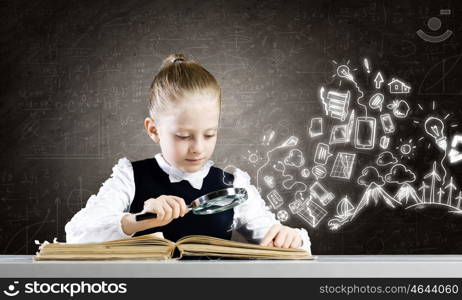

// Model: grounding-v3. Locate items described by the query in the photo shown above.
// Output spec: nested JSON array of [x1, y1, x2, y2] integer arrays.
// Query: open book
[[34, 233, 312, 260]]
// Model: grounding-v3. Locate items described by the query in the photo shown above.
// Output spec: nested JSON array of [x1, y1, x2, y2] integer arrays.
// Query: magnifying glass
[[135, 187, 248, 221]]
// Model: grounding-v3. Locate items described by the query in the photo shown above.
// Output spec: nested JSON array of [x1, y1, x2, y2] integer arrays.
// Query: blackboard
[[1, 0, 462, 254]]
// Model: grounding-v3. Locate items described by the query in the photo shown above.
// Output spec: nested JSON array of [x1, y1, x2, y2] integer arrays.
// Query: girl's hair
[[148, 54, 221, 118]]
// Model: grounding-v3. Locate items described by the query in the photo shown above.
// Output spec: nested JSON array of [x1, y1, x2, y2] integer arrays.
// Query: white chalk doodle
[[278, 136, 299, 148], [256, 135, 300, 190], [329, 125, 348, 145], [415, 102, 458, 177], [437, 187, 445, 203], [329, 110, 355, 145], [406, 202, 462, 213], [247, 150, 260, 166], [388, 100, 410, 118], [272, 160, 308, 203], [301, 168, 311, 178], [322, 90, 351, 121], [354, 117, 377, 150], [363, 58, 371, 74], [456, 191, 462, 209], [395, 183, 421, 205], [419, 181, 430, 203], [423, 161, 442, 203], [357, 166, 385, 187], [337, 64, 354, 81], [379, 136, 390, 149], [263, 175, 275, 188], [396, 138, 417, 159], [448, 134, 462, 163], [388, 78, 411, 94], [353, 167, 401, 219], [424, 116, 447, 151], [314, 143, 333, 165], [319, 86, 326, 104], [347, 110, 356, 140], [385, 164, 417, 184], [295, 199, 328, 228], [262, 129, 276, 146], [380, 113, 395, 134], [445, 177, 457, 206], [353, 182, 401, 220], [417, 107, 449, 184], [332, 61, 367, 116], [369, 93, 384, 111], [276, 210, 289, 222], [288, 199, 305, 214], [373, 72, 384, 89], [376, 151, 398, 166], [312, 165, 327, 180], [330, 152, 356, 180], [283, 149, 305, 168], [309, 117, 323, 137], [267, 189, 284, 209], [327, 196, 355, 230], [310, 181, 335, 206]]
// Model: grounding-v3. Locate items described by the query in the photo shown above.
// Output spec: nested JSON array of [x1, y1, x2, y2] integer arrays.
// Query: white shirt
[[64, 154, 311, 252]]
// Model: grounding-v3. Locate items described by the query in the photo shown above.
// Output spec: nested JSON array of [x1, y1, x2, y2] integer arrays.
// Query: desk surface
[[2, 255, 462, 277]]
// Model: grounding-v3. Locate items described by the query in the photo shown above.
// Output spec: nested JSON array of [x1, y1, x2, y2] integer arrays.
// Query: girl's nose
[[190, 137, 205, 154]]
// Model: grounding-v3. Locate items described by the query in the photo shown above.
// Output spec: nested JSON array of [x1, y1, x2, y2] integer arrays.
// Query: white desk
[[2, 255, 462, 277]]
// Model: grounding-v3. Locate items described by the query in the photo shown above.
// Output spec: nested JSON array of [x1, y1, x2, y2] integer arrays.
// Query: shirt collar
[[154, 153, 214, 190]]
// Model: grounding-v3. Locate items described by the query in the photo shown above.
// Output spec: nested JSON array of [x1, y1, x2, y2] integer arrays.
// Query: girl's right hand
[[140, 195, 188, 228]]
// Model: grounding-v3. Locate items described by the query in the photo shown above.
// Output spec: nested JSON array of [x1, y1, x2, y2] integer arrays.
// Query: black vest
[[129, 158, 234, 242]]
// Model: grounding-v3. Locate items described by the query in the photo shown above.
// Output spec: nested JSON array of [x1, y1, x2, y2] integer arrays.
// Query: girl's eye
[[175, 134, 215, 139]]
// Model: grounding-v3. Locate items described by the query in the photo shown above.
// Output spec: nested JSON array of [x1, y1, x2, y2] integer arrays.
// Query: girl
[[65, 54, 311, 252]]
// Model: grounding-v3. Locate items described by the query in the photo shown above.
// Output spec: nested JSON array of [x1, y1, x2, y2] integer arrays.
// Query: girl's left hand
[[260, 224, 302, 249]]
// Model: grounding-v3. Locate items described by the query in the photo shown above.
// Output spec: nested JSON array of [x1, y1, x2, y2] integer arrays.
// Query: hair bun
[[161, 54, 188, 69], [149, 53, 221, 118]]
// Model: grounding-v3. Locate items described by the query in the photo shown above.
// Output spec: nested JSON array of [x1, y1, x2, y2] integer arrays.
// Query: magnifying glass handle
[[135, 207, 192, 222], [135, 212, 157, 221]]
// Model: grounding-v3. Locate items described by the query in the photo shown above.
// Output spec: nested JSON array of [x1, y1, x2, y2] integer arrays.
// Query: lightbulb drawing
[[331, 59, 365, 118], [424, 116, 447, 151], [336, 65, 353, 81]]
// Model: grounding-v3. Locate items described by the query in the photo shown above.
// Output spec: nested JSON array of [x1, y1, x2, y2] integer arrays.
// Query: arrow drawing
[[374, 72, 384, 89]]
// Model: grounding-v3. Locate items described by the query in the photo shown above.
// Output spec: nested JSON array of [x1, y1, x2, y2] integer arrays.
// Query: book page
[[35, 233, 177, 261], [178, 244, 311, 259], [176, 235, 312, 259]]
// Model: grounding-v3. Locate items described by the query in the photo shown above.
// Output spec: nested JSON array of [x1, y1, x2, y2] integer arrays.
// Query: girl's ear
[[144, 117, 160, 143]]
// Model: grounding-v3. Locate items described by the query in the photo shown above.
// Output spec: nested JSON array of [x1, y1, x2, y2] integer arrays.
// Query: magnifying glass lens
[[193, 194, 247, 215]]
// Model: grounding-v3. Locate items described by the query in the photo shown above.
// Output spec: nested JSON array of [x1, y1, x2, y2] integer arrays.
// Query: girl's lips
[[186, 158, 203, 163]]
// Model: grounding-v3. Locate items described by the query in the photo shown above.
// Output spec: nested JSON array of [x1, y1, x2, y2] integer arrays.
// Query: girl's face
[[145, 90, 220, 173]]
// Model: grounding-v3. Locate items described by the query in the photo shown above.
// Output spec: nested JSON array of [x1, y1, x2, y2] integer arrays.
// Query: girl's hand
[[140, 195, 188, 228], [260, 224, 302, 249]]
